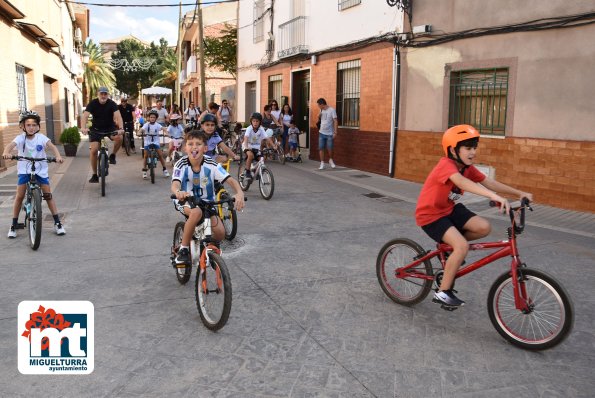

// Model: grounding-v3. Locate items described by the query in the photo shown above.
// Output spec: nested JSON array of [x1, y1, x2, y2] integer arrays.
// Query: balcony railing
[[277, 16, 308, 59]]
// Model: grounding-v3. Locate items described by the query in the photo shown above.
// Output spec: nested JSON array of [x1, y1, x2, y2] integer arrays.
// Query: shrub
[[59, 127, 81, 145]]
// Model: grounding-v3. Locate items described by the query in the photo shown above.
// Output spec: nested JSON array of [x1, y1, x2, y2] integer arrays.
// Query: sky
[[85, 0, 225, 46]]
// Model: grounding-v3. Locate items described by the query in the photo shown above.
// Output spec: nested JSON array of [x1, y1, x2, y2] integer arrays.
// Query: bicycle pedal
[[441, 305, 459, 311], [15, 223, 25, 229]]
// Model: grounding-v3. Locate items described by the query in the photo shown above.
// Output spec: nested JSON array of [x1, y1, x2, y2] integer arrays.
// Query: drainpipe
[[389, 43, 401, 177]]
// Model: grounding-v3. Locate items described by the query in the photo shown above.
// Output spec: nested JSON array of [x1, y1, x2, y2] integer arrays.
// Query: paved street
[[0, 142, 594, 397]]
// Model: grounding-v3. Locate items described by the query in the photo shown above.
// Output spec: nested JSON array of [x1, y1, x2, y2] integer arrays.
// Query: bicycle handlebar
[[489, 197, 532, 233], [11, 155, 57, 163], [170, 193, 246, 207]]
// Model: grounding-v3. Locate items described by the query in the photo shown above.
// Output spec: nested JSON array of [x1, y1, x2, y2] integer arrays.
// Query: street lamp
[[82, 51, 90, 64]]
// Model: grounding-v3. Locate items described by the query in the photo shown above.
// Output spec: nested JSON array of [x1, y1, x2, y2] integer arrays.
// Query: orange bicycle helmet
[[442, 124, 480, 157]]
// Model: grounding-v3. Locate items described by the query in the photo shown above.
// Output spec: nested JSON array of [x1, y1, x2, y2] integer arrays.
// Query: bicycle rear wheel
[[487, 268, 573, 350], [172, 222, 191, 285], [258, 167, 274, 200], [376, 238, 433, 305], [276, 146, 285, 165], [219, 192, 237, 240], [123, 131, 131, 156], [195, 252, 232, 331], [99, 152, 107, 197], [236, 159, 251, 191], [28, 188, 43, 250]]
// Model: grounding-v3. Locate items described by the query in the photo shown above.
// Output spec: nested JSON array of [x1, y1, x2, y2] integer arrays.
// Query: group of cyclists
[[5, 86, 537, 312]]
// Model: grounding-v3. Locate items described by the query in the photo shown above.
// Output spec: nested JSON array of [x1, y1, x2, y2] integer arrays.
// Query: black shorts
[[89, 131, 116, 143], [421, 203, 476, 243]]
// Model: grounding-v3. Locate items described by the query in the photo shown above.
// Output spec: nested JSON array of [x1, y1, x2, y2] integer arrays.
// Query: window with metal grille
[[253, 0, 265, 43], [338, 0, 361, 11], [449, 68, 509, 136], [336, 59, 360, 128], [268, 74, 282, 106], [16, 64, 28, 112]]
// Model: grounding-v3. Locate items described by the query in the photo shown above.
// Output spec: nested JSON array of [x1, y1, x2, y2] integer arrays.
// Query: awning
[[141, 86, 172, 95]]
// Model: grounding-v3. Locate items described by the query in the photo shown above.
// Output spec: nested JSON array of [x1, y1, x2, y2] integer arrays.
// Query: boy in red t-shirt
[[415, 125, 533, 307]]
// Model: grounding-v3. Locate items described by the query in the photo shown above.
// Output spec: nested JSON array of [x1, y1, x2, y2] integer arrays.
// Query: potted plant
[[59, 127, 81, 157]]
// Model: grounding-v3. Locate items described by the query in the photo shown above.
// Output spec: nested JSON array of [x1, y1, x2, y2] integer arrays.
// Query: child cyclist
[[202, 114, 239, 163], [2, 111, 66, 237], [287, 119, 300, 159], [242, 112, 270, 180], [166, 113, 184, 163], [171, 130, 245, 265], [140, 110, 169, 179], [415, 124, 533, 308]]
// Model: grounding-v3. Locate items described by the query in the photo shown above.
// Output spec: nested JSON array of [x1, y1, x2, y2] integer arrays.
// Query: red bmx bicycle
[[376, 199, 573, 350]]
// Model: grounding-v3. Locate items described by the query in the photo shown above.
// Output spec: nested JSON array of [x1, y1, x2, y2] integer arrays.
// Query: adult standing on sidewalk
[[81, 87, 124, 183], [118, 96, 136, 153], [317, 98, 338, 169]]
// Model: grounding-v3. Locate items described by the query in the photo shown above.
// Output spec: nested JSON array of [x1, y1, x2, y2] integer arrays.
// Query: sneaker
[[54, 223, 66, 236], [319, 161, 325, 170], [109, 153, 116, 165], [163, 169, 170, 177], [175, 247, 191, 265], [245, 170, 252, 180], [7, 225, 16, 239], [432, 290, 465, 307], [88, 174, 99, 183], [142, 171, 148, 179], [329, 159, 336, 168]]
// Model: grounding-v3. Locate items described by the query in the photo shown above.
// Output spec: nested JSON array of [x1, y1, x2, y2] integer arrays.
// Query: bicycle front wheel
[[376, 238, 433, 305], [99, 152, 107, 197], [259, 167, 274, 200], [149, 158, 155, 184], [195, 252, 232, 331], [28, 188, 43, 250], [172, 222, 191, 285], [488, 268, 573, 350]]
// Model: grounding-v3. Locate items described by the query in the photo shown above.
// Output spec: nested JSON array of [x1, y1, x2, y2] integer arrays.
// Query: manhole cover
[[221, 237, 245, 253], [351, 174, 371, 178], [363, 192, 385, 199]]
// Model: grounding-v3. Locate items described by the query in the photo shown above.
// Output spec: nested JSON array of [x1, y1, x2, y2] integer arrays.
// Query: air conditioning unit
[[265, 39, 274, 53], [74, 27, 82, 43]]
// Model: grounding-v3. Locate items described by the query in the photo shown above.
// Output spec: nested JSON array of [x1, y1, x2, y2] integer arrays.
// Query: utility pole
[[197, 0, 207, 108], [175, 1, 182, 107]]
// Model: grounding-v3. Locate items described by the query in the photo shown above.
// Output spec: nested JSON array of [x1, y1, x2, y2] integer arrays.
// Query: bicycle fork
[[199, 244, 223, 294]]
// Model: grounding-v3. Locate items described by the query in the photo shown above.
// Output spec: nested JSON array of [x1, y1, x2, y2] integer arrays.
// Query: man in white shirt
[[317, 98, 338, 169]]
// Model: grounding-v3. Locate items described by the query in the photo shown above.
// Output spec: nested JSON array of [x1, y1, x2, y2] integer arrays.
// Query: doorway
[[245, 81, 256, 121], [44, 77, 57, 142], [291, 70, 310, 147]]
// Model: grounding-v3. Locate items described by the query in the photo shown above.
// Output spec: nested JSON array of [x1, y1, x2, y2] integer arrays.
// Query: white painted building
[[236, 0, 403, 122]]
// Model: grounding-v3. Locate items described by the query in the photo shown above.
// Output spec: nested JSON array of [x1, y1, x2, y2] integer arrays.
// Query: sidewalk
[[286, 150, 595, 239]]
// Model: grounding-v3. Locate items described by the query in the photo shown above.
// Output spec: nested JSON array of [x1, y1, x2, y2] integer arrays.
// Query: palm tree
[[83, 39, 116, 104], [152, 51, 177, 89]]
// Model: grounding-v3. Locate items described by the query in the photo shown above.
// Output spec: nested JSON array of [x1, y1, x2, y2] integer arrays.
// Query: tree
[[152, 51, 177, 89], [203, 24, 237, 77], [83, 39, 115, 104], [111, 39, 155, 99]]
